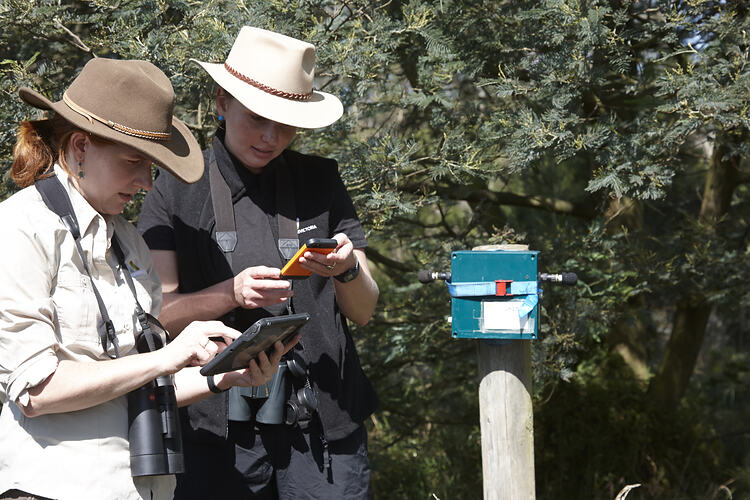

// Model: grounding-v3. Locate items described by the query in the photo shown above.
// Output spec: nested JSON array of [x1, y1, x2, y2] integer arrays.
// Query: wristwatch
[[334, 259, 360, 283]]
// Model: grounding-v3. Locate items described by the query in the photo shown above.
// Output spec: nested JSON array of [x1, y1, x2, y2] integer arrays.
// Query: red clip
[[495, 280, 513, 296]]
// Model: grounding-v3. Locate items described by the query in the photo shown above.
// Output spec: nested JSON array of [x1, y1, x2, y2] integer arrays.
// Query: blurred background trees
[[0, 1, 749, 498]]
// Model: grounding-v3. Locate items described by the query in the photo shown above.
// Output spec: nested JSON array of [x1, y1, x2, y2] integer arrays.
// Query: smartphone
[[199, 313, 310, 376], [280, 238, 338, 278]]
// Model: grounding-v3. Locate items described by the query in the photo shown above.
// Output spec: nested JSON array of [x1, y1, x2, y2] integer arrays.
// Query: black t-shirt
[[138, 133, 378, 441]]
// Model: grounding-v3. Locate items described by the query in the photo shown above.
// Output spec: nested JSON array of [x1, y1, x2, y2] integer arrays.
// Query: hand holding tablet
[[199, 313, 310, 376]]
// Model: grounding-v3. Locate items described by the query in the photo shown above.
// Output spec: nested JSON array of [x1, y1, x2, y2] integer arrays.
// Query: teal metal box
[[450, 250, 539, 340]]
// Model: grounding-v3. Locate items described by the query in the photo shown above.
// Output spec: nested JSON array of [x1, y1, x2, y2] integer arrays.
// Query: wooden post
[[475, 244, 535, 500], [478, 340, 535, 499]]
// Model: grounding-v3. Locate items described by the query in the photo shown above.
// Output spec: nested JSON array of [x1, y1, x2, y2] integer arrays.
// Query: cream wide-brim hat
[[191, 26, 343, 129], [19, 58, 204, 183]]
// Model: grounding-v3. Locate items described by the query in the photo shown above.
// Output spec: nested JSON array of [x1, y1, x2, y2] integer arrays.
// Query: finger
[[246, 266, 283, 279], [187, 320, 241, 340], [283, 335, 300, 355], [255, 296, 293, 307], [296, 257, 317, 274], [323, 259, 338, 272], [328, 245, 353, 267], [214, 339, 231, 353], [203, 324, 242, 344], [299, 252, 322, 265], [255, 287, 294, 299], [266, 345, 283, 366], [248, 278, 293, 291], [299, 254, 337, 273], [255, 358, 278, 383], [204, 341, 218, 357], [246, 358, 264, 381], [191, 349, 211, 366], [269, 336, 300, 363], [321, 253, 341, 270], [240, 290, 292, 305], [263, 342, 283, 367], [254, 349, 273, 372], [232, 370, 261, 388], [241, 289, 294, 307], [240, 285, 293, 302], [332, 232, 349, 248]]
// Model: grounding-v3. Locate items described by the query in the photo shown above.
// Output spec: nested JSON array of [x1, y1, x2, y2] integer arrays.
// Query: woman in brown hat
[[139, 27, 379, 500], [0, 58, 293, 500]]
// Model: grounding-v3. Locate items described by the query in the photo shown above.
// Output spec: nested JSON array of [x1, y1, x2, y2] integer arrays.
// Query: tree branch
[[54, 19, 94, 55], [364, 246, 411, 272], [434, 185, 598, 219]]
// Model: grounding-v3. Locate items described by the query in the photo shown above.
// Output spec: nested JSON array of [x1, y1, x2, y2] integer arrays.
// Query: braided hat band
[[223, 63, 312, 102], [63, 93, 171, 141]]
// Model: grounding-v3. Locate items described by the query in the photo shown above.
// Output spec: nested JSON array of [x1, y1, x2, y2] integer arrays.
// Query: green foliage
[[536, 349, 725, 499], [1, 0, 750, 498]]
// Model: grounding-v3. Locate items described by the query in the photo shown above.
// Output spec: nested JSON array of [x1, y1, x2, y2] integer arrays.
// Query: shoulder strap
[[209, 150, 300, 259], [35, 175, 81, 240], [35, 174, 120, 358], [208, 150, 237, 270]]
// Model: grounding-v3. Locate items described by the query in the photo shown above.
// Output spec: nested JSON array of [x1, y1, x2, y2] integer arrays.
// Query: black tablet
[[199, 313, 310, 376]]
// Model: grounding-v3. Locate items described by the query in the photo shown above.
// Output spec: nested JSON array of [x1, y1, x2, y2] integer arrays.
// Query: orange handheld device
[[280, 238, 338, 278]]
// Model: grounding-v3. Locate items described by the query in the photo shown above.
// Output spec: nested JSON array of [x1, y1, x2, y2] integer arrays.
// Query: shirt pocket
[[52, 268, 99, 347]]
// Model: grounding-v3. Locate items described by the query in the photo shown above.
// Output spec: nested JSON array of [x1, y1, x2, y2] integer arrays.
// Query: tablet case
[[199, 313, 310, 375]]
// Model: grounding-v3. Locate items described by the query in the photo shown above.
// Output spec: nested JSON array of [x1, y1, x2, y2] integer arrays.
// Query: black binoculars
[[256, 355, 318, 428], [127, 315, 184, 477]]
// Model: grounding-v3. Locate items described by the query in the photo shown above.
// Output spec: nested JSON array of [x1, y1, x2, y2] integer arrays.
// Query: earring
[[77, 161, 85, 179]]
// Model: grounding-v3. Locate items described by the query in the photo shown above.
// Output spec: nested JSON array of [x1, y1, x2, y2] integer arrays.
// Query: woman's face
[[217, 92, 297, 174], [70, 134, 153, 215]]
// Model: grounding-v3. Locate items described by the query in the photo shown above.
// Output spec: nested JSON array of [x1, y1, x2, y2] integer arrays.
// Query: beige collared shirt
[[0, 166, 174, 499]]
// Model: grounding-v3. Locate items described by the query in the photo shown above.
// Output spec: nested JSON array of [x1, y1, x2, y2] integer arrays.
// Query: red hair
[[11, 116, 111, 188]]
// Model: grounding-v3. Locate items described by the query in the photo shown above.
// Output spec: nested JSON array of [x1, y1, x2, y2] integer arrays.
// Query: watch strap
[[334, 259, 360, 283], [207, 374, 228, 394]]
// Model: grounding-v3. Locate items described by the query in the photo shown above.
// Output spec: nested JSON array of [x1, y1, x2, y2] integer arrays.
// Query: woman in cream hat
[[139, 27, 379, 499], [0, 57, 293, 500]]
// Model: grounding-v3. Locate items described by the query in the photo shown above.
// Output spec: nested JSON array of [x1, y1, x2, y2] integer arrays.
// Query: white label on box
[[480, 300, 534, 333]]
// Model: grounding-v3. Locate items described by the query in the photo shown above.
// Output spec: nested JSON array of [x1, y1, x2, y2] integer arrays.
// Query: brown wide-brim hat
[[191, 26, 343, 129], [19, 58, 203, 183]]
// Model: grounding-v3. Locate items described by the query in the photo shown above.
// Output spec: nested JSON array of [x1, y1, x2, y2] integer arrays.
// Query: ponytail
[[11, 116, 79, 188]]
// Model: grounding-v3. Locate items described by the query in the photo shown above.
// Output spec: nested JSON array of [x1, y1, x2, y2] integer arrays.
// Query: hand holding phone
[[280, 238, 338, 278], [233, 266, 293, 309]]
